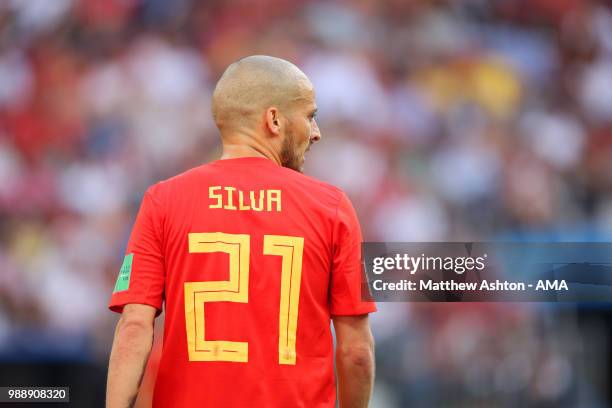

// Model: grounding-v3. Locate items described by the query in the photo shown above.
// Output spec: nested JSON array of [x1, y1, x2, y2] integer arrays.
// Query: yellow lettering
[[211, 187, 281, 212], [264, 235, 304, 364], [238, 190, 250, 210], [224, 186, 237, 210], [185, 233, 304, 364], [185, 233, 250, 362], [209, 186, 222, 209], [250, 190, 264, 211], [268, 190, 281, 212]]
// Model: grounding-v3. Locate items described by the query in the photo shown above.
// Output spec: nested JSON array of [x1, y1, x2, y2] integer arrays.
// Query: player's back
[[147, 157, 355, 407]]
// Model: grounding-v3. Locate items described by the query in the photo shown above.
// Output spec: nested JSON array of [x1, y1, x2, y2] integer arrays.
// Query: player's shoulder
[[271, 168, 352, 223], [277, 165, 345, 202], [144, 162, 349, 209], [161, 165, 203, 185], [142, 165, 204, 200]]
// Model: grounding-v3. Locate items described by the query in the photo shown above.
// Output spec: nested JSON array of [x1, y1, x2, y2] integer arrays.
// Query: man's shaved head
[[212, 55, 321, 173], [212, 55, 312, 133]]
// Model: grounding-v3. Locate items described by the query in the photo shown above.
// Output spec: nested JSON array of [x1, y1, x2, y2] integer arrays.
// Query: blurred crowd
[[1, 0, 611, 406]]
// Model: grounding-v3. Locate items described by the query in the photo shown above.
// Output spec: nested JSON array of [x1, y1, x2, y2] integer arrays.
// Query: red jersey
[[109, 157, 376, 407]]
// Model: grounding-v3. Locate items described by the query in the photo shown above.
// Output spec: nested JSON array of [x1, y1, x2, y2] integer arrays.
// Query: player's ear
[[265, 107, 282, 136]]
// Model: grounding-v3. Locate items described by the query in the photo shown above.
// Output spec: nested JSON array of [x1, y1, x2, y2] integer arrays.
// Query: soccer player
[[106, 55, 376, 408]]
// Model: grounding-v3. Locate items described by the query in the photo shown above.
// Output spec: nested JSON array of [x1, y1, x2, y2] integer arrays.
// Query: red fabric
[[109, 157, 376, 407]]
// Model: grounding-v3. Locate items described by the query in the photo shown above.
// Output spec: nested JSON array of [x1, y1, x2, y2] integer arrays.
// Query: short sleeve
[[329, 192, 377, 316], [109, 187, 165, 315]]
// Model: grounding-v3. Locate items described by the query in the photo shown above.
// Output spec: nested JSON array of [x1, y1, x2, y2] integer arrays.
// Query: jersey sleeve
[[329, 192, 377, 316], [109, 186, 165, 315]]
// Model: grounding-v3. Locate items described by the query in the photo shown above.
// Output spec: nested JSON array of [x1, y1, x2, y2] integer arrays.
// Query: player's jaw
[[280, 127, 311, 173]]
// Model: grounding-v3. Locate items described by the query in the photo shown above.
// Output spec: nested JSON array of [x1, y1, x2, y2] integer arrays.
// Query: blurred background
[[1, 0, 612, 406]]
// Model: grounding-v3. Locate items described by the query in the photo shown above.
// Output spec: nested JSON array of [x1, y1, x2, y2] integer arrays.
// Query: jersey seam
[[146, 187, 166, 256], [329, 191, 344, 312], [331, 191, 344, 262], [144, 187, 167, 309]]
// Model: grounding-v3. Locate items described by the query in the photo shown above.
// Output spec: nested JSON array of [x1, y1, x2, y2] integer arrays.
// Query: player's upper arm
[[329, 192, 376, 316], [333, 314, 374, 356], [117, 304, 157, 331], [109, 186, 166, 315]]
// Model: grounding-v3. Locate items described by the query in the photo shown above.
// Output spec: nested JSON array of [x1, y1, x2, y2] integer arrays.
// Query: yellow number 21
[[184, 232, 304, 365]]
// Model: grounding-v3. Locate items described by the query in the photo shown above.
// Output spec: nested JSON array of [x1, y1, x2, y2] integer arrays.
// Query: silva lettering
[[209, 186, 282, 212]]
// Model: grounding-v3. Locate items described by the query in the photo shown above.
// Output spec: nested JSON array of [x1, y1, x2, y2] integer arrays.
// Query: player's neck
[[220, 144, 281, 166]]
